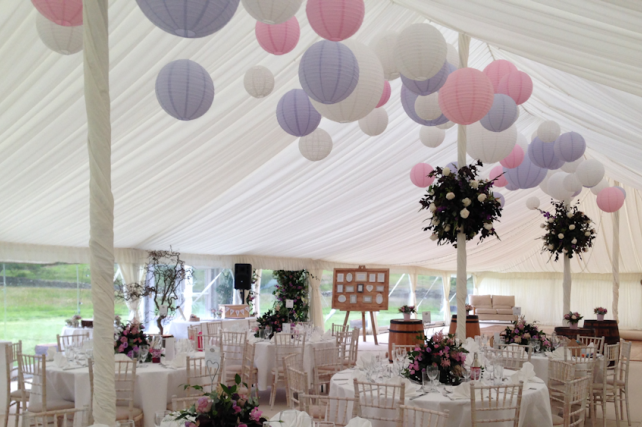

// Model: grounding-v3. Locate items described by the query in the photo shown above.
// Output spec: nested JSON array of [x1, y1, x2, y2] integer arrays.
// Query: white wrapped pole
[[308, 267, 324, 330], [83, 0, 116, 425], [563, 255, 571, 319], [612, 183, 620, 322]]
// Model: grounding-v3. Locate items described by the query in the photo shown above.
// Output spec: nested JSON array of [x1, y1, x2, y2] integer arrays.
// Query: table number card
[[422, 311, 431, 324], [282, 323, 291, 333], [286, 299, 294, 308]]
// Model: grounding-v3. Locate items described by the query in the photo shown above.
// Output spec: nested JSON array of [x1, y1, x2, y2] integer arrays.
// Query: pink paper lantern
[[497, 71, 533, 105], [376, 81, 391, 108], [500, 144, 524, 169], [32, 0, 83, 26], [483, 60, 518, 92], [438, 68, 494, 125], [255, 16, 300, 55], [490, 165, 507, 187], [306, 0, 365, 41], [597, 187, 625, 213], [410, 163, 435, 188]]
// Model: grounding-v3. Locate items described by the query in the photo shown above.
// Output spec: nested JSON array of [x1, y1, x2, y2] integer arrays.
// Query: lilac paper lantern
[[155, 59, 214, 121], [480, 94, 518, 132], [528, 137, 564, 170], [554, 131, 586, 162], [276, 89, 321, 137], [299, 40, 359, 105], [136, 0, 240, 38], [400, 85, 449, 126], [504, 152, 547, 189], [493, 192, 505, 208], [505, 182, 519, 191], [446, 161, 458, 171], [401, 62, 455, 96]]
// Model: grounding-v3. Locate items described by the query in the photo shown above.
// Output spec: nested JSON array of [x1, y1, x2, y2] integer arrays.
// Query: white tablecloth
[[329, 369, 553, 427], [60, 326, 93, 339], [167, 318, 255, 339], [529, 353, 603, 384]]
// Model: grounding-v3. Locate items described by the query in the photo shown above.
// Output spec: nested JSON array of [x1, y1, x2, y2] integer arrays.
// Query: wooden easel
[[342, 310, 379, 345]]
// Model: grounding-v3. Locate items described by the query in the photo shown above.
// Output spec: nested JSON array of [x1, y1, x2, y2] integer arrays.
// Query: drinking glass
[[461, 367, 471, 383], [427, 365, 439, 392], [64, 347, 75, 365], [265, 325, 272, 338], [154, 411, 171, 427], [533, 340, 541, 353], [140, 345, 150, 363], [481, 335, 488, 348], [493, 363, 504, 385], [421, 369, 430, 392]]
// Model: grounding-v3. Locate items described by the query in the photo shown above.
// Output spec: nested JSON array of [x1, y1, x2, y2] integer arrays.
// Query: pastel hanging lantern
[[467, 122, 517, 164], [505, 182, 519, 191], [597, 187, 625, 213], [32, 0, 83, 26], [493, 192, 505, 208], [546, 172, 573, 201], [563, 174, 583, 193], [358, 108, 388, 136], [255, 17, 300, 55], [483, 60, 518, 92], [400, 85, 449, 126], [500, 144, 524, 169], [438, 68, 494, 125], [410, 163, 435, 188], [480, 94, 518, 132], [497, 71, 533, 105], [415, 93, 442, 121], [526, 197, 540, 210], [36, 12, 82, 55], [446, 43, 459, 68], [489, 165, 507, 187], [155, 59, 214, 121], [504, 152, 547, 189], [419, 127, 445, 148], [437, 121, 455, 130], [299, 40, 359, 104], [394, 23, 447, 81], [136, 0, 240, 38], [299, 128, 332, 161], [376, 81, 391, 108], [401, 62, 455, 96], [575, 159, 605, 187], [370, 32, 400, 81], [306, 0, 364, 41], [561, 158, 583, 173], [277, 89, 321, 136], [446, 161, 458, 171], [242, 0, 302, 24], [590, 179, 608, 195], [554, 131, 586, 162], [528, 137, 564, 169], [537, 121, 560, 143], [244, 66, 274, 98]]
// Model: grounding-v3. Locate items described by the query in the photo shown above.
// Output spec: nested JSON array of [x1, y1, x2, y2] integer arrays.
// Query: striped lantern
[[155, 59, 215, 121], [276, 89, 321, 137], [306, 0, 365, 41], [255, 17, 300, 55], [438, 68, 494, 125], [242, 0, 302, 24]]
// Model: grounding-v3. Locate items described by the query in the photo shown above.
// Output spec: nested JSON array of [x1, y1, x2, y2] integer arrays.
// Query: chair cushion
[[27, 399, 76, 413], [115, 406, 143, 420], [470, 295, 492, 308], [10, 390, 28, 399], [476, 308, 497, 315], [308, 404, 327, 418], [496, 309, 515, 315], [492, 295, 515, 308]]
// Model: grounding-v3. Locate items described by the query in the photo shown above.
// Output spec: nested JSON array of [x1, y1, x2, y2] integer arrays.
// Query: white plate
[[376, 294, 383, 304], [346, 273, 353, 282], [338, 295, 347, 303]]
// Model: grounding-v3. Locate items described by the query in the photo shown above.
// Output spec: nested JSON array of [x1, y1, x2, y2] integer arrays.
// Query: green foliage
[[271, 270, 310, 321], [538, 200, 596, 261]]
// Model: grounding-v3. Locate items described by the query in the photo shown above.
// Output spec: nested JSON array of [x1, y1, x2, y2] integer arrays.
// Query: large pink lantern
[[500, 144, 524, 169], [497, 71, 533, 105], [410, 163, 435, 188], [32, 0, 83, 26], [438, 68, 494, 125], [376, 81, 391, 108], [489, 165, 507, 187], [306, 0, 365, 42], [255, 17, 300, 55], [483, 60, 517, 92], [597, 187, 625, 213]]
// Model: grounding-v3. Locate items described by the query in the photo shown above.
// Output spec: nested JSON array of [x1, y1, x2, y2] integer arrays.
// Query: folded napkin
[[508, 362, 542, 385], [449, 382, 471, 400], [269, 410, 312, 427], [47, 347, 57, 362], [356, 353, 375, 370], [54, 353, 68, 369], [115, 354, 131, 362], [345, 417, 372, 427], [546, 347, 570, 360]]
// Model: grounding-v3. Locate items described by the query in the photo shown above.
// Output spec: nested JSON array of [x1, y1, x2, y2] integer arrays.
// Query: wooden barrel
[[388, 319, 424, 362], [554, 326, 595, 341], [448, 315, 481, 339], [583, 320, 620, 347]]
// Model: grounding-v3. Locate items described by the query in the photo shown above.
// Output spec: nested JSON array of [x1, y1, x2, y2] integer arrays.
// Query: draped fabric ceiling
[[1, 0, 642, 276]]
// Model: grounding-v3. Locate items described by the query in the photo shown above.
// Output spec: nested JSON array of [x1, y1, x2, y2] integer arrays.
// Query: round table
[[167, 318, 255, 339]]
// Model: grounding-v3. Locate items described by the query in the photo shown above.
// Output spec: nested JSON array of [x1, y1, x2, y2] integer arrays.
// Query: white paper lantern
[[420, 126, 445, 148], [537, 120, 561, 143], [467, 122, 517, 164], [590, 179, 609, 195], [242, 0, 302, 24], [414, 93, 441, 121], [575, 159, 605, 187], [437, 121, 455, 130], [370, 32, 399, 81], [539, 170, 555, 196], [36, 12, 83, 55], [243, 66, 274, 98], [563, 174, 583, 193], [547, 172, 574, 201], [311, 41, 384, 123], [394, 23, 447, 81], [358, 108, 388, 136], [299, 128, 332, 161], [446, 43, 459, 68], [561, 158, 583, 173], [526, 197, 540, 210]]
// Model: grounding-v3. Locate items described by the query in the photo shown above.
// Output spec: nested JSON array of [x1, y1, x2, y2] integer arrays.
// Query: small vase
[[597, 314, 604, 321], [403, 313, 411, 320], [570, 323, 579, 329]]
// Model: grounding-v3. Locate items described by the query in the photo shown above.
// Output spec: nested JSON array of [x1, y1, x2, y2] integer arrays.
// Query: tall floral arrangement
[[538, 200, 596, 261], [271, 270, 311, 321], [114, 318, 149, 358], [503, 317, 552, 351], [403, 331, 468, 384]]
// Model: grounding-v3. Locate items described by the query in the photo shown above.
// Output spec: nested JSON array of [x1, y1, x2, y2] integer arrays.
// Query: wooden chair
[[185, 355, 225, 397], [591, 343, 621, 427], [547, 359, 576, 398], [331, 323, 348, 336], [283, 354, 310, 409], [576, 336, 605, 355], [300, 394, 359, 427], [312, 346, 343, 395], [611, 340, 632, 426], [353, 379, 405, 424], [204, 321, 222, 337], [5, 344, 25, 427], [219, 331, 247, 385], [56, 333, 90, 352], [24, 407, 88, 427], [336, 328, 359, 368], [397, 405, 449, 427], [114, 359, 144, 425], [171, 396, 201, 411], [241, 342, 259, 400], [269, 333, 306, 408], [469, 382, 524, 427], [550, 376, 591, 427], [20, 354, 75, 415], [10, 341, 22, 381], [497, 346, 530, 369]]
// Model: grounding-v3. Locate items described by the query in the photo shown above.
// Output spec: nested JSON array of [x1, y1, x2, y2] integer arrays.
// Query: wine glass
[[461, 367, 471, 383], [265, 325, 272, 339], [426, 365, 439, 392], [421, 369, 430, 392], [493, 362, 504, 385], [140, 345, 150, 364], [533, 340, 541, 353], [64, 346, 75, 365], [154, 411, 171, 427]]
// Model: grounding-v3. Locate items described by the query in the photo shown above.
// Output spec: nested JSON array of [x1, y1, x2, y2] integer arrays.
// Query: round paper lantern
[[490, 165, 507, 187], [547, 172, 574, 201], [539, 170, 555, 196], [370, 32, 400, 81], [242, 0, 302, 24], [590, 179, 608, 195], [528, 137, 564, 169], [438, 68, 494, 125], [32, 0, 83, 26], [155, 59, 214, 121], [554, 131, 586, 162], [437, 121, 455, 130], [419, 127, 445, 148], [575, 159, 605, 187], [376, 81, 391, 108], [136, 0, 240, 38], [359, 108, 388, 136], [36, 12, 82, 54], [563, 174, 583, 193], [504, 152, 547, 189], [276, 89, 321, 136], [505, 182, 519, 191], [446, 161, 458, 171], [255, 17, 300, 55], [500, 144, 524, 169], [306, 0, 364, 41], [401, 62, 455, 96], [410, 163, 435, 188], [497, 71, 532, 105], [299, 40, 359, 105], [561, 158, 583, 173], [299, 128, 332, 161], [493, 192, 505, 208], [480, 94, 518, 132], [526, 197, 540, 210], [446, 43, 459, 68], [467, 122, 517, 164], [483, 60, 517, 92], [415, 93, 442, 121], [400, 85, 449, 126], [244, 66, 274, 98], [597, 187, 625, 213], [394, 23, 447, 81], [537, 121, 561, 143], [311, 41, 384, 123]]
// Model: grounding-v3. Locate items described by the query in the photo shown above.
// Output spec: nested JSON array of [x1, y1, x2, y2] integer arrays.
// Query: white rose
[[548, 218, 554, 223], [478, 194, 487, 202], [460, 208, 470, 219], [431, 218, 440, 226], [443, 167, 451, 176], [483, 223, 493, 230], [444, 225, 451, 232], [571, 238, 577, 244], [585, 232, 591, 236], [462, 198, 471, 207], [569, 224, 575, 230], [548, 244, 554, 250], [429, 190, 434, 195], [470, 180, 479, 189], [558, 233, 564, 239], [571, 315, 577, 320], [567, 212, 573, 218], [446, 192, 455, 200], [430, 233, 438, 241], [429, 203, 436, 212]]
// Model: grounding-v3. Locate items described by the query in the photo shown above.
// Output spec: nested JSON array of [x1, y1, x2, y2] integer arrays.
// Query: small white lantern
[[437, 121, 455, 130], [419, 126, 445, 148], [244, 66, 275, 98], [526, 197, 540, 210], [590, 179, 609, 195], [547, 172, 574, 201], [241, 0, 303, 24], [575, 159, 605, 187], [36, 13, 83, 55], [370, 32, 400, 81], [563, 174, 583, 193], [561, 157, 583, 173], [537, 120, 561, 143], [358, 108, 388, 136], [467, 121, 517, 164], [299, 128, 332, 161], [414, 93, 441, 121], [394, 23, 447, 81]]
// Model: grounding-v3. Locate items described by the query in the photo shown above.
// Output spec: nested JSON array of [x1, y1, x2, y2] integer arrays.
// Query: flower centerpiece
[[114, 318, 150, 360], [403, 331, 468, 385], [65, 314, 82, 328], [503, 317, 552, 351], [538, 200, 596, 261], [175, 374, 266, 427], [254, 309, 287, 339], [594, 307, 607, 321], [399, 305, 416, 320], [564, 311, 583, 329], [211, 308, 223, 319]]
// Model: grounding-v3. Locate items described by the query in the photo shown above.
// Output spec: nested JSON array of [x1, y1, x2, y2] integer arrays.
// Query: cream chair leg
[[589, 391, 596, 427], [614, 392, 621, 427], [14, 399, 21, 427], [269, 370, 278, 408]]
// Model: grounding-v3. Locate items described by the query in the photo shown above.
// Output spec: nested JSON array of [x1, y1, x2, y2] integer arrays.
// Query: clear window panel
[[449, 274, 474, 314], [259, 270, 276, 315], [415, 275, 444, 322]]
